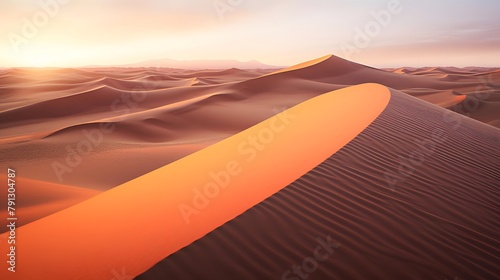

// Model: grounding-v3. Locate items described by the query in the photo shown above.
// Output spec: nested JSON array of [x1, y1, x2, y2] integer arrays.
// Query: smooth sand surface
[[0, 84, 390, 280], [0, 175, 101, 233]]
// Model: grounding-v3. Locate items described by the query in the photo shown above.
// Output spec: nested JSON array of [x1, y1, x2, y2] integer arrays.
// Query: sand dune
[[0, 84, 390, 280], [260, 55, 456, 89], [402, 89, 466, 108], [1, 54, 499, 188], [137, 89, 500, 280], [0, 54, 499, 280]]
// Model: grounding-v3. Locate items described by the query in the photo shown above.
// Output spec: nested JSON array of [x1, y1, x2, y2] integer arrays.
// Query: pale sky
[[1, 0, 499, 67]]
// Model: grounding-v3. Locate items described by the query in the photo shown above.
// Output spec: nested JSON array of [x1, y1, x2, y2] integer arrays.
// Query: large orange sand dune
[[0, 84, 390, 280]]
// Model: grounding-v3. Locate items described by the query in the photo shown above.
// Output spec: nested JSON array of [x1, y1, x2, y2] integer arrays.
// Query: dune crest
[[269, 54, 333, 75]]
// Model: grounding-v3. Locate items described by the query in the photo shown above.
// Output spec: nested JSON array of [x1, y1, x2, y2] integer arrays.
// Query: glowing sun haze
[[1, 0, 499, 68]]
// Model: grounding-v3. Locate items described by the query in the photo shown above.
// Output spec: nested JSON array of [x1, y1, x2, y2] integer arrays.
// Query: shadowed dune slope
[[136, 90, 500, 280]]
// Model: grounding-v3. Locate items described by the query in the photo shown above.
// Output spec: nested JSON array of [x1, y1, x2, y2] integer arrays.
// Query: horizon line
[[1, 54, 499, 70]]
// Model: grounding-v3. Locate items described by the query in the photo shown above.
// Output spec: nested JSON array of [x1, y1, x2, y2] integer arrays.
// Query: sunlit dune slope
[[0, 175, 101, 233]]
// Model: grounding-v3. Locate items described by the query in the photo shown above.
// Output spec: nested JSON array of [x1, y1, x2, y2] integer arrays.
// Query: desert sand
[[138, 90, 500, 280], [0, 84, 390, 280], [0, 55, 499, 279]]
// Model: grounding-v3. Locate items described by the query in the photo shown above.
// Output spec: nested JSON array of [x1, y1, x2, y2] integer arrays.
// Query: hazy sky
[[1, 0, 499, 67]]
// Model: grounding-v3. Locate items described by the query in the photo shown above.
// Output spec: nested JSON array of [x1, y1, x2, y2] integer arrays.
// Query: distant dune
[[0, 175, 100, 233], [86, 58, 283, 70]]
